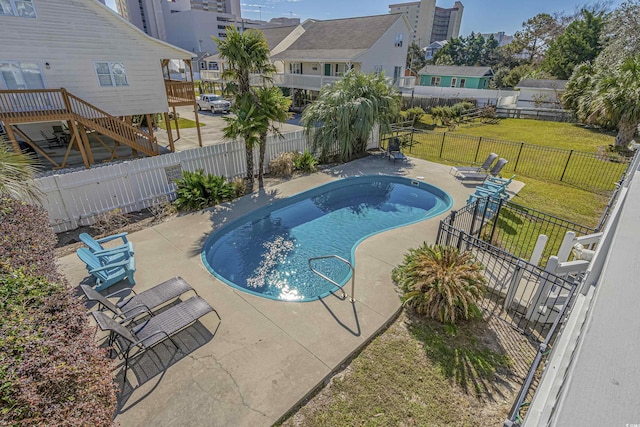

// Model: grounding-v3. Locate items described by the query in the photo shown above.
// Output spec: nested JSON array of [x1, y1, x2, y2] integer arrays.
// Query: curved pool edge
[[201, 175, 454, 302]]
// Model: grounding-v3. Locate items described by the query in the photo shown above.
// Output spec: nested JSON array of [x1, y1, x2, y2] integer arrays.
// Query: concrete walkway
[[58, 155, 521, 426]]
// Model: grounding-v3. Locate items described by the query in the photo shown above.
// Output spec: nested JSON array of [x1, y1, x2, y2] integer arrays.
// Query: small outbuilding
[[417, 65, 494, 89]]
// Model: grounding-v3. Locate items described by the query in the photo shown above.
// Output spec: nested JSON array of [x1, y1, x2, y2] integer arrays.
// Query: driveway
[[158, 105, 304, 152]]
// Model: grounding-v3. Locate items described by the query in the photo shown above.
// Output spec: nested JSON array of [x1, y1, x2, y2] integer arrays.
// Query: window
[[199, 61, 206, 70], [94, 62, 128, 87], [0, 0, 36, 17], [430, 76, 441, 86], [394, 33, 404, 47], [0, 61, 44, 89], [290, 62, 302, 74], [451, 77, 457, 87], [335, 63, 349, 76], [459, 78, 466, 88], [209, 62, 219, 70], [393, 66, 402, 85], [374, 65, 383, 75]]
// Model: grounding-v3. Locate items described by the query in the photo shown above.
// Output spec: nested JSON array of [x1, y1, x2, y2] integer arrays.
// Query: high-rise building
[[115, 0, 265, 53], [388, 0, 463, 48]]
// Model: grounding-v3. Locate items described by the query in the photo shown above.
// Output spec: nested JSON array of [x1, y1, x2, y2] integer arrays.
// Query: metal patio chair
[[450, 152, 498, 176], [80, 276, 196, 324], [457, 158, 508, 182], [92, 295, 220, 384]]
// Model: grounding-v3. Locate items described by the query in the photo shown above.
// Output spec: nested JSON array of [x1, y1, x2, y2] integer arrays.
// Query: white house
[[268, 14, 412, 109], [515, 79, 568, 109], [0, 0, 200, 169]]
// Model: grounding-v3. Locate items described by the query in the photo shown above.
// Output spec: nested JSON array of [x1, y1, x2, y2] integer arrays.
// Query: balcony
[[200, 70, 225, 82]]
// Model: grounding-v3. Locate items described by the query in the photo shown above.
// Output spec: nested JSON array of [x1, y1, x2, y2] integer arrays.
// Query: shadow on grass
[[407, 313, 514, 401]]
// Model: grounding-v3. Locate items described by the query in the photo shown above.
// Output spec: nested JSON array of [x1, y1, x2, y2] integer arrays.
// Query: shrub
[[90, 208, 130, 236], [230, 177, 246, 197], [403, 106, 426, 125], [269, 152, 297, 177], [173, 169, 235, 211], [293, 150, 318, 173], [0, 197, 117, 426], [392, 244, 486, 325]]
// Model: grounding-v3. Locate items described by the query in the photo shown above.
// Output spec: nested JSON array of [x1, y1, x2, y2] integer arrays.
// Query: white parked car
[[197, 94, 231, 114]]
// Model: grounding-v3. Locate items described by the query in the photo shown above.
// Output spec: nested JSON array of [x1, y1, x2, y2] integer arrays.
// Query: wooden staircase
[[0, 88, 159, 158]]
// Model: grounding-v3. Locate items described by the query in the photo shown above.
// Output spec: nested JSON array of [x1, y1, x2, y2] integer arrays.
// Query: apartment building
[[388, 0, 463, 47]]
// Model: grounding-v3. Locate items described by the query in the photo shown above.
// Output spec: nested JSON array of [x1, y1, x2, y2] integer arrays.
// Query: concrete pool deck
[[58, 155, 523, 426]]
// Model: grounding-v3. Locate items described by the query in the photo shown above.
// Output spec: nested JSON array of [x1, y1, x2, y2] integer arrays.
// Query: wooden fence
[[36, 128, 379, 232]]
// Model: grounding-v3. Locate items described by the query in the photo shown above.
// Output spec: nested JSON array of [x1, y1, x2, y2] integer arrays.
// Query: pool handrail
[[308, 255, 355, 303]]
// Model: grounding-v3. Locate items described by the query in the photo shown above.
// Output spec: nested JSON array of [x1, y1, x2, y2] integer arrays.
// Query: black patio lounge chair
[[80, 276, 196, 324], [457, 158, 508, 182], [387, 137, 407, 163], [449, 152, 498, 176], [92, 295, 220, 384]]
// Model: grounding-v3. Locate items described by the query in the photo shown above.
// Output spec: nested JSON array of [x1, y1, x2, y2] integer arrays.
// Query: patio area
[[58, 155, 522, 426]]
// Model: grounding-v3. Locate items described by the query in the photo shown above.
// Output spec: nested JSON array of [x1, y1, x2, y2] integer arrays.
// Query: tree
[[222, 93, 268, 184], [255, 87, 291, 186], [432, 33, 499, 66], [510, 13, 564, 63], [301, 71, 400, 162], [215, 27, 275, 192], [542, 9, 605, 79], [597, 0, 640, 68], [406, 42, 427, 74], [0, 136, 41, 201], [564, 55, 640, 146]]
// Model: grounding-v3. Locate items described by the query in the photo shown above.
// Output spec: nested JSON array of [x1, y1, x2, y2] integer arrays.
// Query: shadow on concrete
[[114, 319, 220, 415], [318, 297, 361, 337]]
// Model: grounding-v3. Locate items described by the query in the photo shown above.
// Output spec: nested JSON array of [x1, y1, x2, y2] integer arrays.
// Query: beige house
[[0, 0, 201, 170]]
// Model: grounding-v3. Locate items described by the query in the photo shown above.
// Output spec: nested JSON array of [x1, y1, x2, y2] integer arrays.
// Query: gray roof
[[417, 65, 494, 77], [271, 14, 405, 61], [516, 79, 568, 90], [258, 25, 298, 50]]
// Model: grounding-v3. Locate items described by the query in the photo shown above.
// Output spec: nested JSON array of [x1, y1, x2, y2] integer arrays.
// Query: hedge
[[0, 197, 117, 426]]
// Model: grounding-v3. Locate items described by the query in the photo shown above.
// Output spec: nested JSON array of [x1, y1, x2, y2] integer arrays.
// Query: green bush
[[173, 169, 236, 211], [392, 244, 486, 325], [293, 150, 318, 173], [0, 197, 117, 426], [403, 106, 426, 125]]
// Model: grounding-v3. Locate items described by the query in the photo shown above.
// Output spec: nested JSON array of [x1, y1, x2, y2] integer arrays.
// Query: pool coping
[[58, 155, 524, 427]]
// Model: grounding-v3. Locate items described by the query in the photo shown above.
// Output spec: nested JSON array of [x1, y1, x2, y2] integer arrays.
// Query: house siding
[[419, 74, 490, 89], [0, 0, 191, 117], [356, 16, 409, 77]]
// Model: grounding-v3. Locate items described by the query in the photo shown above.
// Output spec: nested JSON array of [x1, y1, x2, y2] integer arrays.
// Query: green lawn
[[417, 116, 615, 152], [279, 314, 516, 427], [158, 117, 205, 130]]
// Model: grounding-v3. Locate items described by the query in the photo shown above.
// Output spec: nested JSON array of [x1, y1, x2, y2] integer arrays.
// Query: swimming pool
[[201, 175, 453, 302]]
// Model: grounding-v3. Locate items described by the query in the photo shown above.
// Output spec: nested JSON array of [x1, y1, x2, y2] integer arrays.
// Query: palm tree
[[301, 71, 400, 162], [0, 136, 41, 201], [565, 55, 640, 147], [215, 27, 275, 192], [255, 87, 291, 186], [222, 94, 268, 192], [392, 244, 486, 325]]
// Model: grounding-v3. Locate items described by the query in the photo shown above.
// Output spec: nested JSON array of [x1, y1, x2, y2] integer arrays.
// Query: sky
[[105, 0, 625, 36]]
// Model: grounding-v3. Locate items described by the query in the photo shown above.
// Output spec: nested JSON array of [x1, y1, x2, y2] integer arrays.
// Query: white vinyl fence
[[36, 127, 380, 233]]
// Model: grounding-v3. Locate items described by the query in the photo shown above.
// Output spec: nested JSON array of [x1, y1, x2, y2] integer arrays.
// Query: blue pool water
[[201, 175, 452, 302]]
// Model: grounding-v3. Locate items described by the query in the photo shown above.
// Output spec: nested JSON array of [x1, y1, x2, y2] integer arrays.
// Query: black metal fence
[[383, 128, 629, 193], [436, 222, 579, 341], [441, 195, 596, 266]]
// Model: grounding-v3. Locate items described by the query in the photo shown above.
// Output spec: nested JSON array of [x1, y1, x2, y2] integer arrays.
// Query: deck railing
[[0, 89, 68, 121], [164, 80, 196, 106]]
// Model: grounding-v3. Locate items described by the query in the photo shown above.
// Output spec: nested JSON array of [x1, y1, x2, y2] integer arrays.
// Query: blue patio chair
[[77, 247, 136, 291], [80, 232, 134, 255]]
